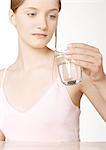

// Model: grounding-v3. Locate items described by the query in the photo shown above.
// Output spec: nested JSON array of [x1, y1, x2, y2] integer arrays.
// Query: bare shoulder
[[0, 64, 16, 84]]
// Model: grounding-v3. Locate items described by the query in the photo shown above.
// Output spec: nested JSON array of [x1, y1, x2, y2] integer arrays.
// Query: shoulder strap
[[0, 67, 8, 90]]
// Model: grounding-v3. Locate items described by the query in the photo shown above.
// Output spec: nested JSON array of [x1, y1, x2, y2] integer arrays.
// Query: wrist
[[93, 73, 106, 85]]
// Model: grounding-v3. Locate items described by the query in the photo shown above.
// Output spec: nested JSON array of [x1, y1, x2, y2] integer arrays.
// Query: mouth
[[32, 33, 47, 38]]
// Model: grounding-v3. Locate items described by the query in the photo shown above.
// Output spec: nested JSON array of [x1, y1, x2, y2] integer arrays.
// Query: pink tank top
[[0, 67, 80, 142]]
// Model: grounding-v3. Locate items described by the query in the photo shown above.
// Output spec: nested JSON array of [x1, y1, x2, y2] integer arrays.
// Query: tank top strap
[[0, 67, 9, 90]]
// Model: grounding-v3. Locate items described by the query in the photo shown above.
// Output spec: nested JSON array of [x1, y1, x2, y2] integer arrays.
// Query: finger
[[66, 54, 96, 64], [65, 47, 100, 57], [71, 60, 101, 74], [71, 60, 102, 75], [67, 43, 99, 52]]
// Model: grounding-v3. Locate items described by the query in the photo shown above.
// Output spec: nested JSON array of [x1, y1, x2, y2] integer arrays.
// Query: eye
[[49, 15, 57, 18], [27, 12, 37, 17], [48, 14, 58, 20]]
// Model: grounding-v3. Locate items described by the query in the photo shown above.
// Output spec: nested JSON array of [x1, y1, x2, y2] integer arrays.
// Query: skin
[[0, 0, 106, 141]]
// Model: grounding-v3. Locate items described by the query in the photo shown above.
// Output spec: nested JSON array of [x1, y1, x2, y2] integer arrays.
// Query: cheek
[[15, 15, 30, 32], [16, 20, 31, 38], [48, 21, 57, 34]]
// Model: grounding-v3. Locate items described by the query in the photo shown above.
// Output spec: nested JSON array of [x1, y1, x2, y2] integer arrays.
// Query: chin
[[25, 37, 50, 49], [30, 40, 49, 48], [34, 45, 46, 49], [30, 43, 47, 49]]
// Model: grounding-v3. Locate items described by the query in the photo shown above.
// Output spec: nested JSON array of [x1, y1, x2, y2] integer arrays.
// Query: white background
[[0, 0, 106, 141]]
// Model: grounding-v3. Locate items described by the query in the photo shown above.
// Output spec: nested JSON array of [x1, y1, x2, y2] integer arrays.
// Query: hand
[[66, 43, 105, 81]]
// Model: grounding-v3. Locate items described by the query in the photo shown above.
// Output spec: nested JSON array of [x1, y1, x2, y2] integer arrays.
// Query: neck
[[15, 39, 53, 72]]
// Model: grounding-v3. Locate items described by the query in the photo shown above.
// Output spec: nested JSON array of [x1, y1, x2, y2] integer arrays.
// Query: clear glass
[[55, 51, 82, 85]]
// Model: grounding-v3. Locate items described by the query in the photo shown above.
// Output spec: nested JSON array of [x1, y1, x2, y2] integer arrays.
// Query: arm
[[67, 43, 106, 122], [0, 70, 6, 141], [86, 75, 106, 122], [0, 130, 5, 141], [92, 75, 106, 100], [79, 75, 106, 122]]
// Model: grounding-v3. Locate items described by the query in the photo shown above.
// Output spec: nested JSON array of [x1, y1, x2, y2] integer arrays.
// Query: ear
[[8, 9, 17, 26]]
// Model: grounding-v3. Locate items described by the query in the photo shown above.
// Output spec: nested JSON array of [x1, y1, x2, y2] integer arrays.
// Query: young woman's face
[[10, 0, 59, 48]]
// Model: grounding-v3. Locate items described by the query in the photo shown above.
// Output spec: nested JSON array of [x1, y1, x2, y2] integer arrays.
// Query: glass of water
[[55, 51, 82, 85]]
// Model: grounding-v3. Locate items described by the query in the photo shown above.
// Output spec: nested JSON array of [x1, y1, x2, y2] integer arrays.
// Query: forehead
[[20, 0, 59, 10]]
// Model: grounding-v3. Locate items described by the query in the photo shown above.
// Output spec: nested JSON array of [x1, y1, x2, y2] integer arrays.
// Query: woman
[[0, 0, 106, 142]]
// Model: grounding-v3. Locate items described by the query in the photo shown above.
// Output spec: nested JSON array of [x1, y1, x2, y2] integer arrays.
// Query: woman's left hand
[[66, 43, 105, 82]]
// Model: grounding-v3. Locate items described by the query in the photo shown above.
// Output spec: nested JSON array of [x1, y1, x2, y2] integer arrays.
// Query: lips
[[32, 33, 47, 38]]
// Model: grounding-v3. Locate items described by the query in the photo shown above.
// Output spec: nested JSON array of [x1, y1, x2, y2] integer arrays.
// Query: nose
[[37, 16, 47, 30]]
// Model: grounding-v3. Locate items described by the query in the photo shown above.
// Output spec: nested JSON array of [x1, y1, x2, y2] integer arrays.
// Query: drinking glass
[[55, 51, 82, 85]]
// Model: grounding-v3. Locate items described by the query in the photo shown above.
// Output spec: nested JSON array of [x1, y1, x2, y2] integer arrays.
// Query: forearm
[[80, 78, 106, 122], [93, 75, 106, 100], [87, 91, 106, 122]]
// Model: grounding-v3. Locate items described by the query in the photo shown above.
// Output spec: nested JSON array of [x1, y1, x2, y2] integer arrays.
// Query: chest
[[3, 68, 81, 112], [3, 70, 54, 112]]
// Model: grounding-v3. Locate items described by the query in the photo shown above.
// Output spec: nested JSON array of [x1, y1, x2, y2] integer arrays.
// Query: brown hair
[[11, 0, 61, 13]]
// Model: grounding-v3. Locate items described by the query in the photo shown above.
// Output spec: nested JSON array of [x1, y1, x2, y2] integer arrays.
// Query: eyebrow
[[24, 7, 59, 12]]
